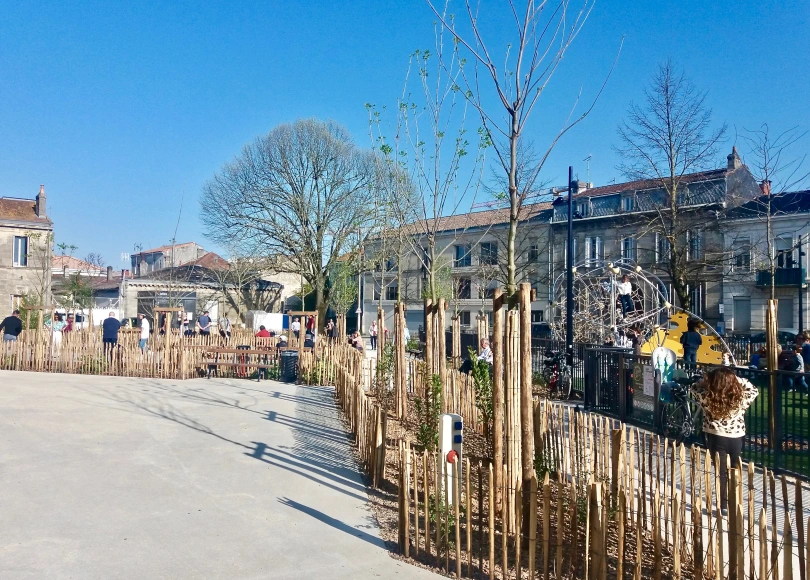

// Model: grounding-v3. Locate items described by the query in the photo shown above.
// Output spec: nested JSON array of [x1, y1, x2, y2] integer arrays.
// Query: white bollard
[[438, 413, 463, 504]]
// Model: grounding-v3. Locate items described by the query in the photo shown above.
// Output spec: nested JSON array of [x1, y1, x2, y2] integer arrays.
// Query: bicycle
[[542, 349, 572, 400], [659, 374, 703, 443]]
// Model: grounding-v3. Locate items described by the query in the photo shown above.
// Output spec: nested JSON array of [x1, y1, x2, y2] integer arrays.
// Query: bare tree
[[616, 61, 729, 311], [740, 124, 809, 300], [429, 0, 620, 298], [201, 119, 373, 325]]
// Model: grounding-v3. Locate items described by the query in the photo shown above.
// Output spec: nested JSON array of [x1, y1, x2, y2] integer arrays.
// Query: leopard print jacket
[[691, 377, 758, 438]]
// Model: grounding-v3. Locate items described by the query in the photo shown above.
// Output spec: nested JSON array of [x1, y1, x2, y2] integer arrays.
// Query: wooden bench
[[202, 348, 279, 381]]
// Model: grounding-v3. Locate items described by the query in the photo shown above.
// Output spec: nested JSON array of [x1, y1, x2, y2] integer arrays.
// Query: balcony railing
[[755, 267, 806, 287]]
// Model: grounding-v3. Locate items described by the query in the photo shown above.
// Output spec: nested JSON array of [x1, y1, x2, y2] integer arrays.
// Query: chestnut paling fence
[[0, 328, 295, 379], [393, 399, 809, 580]]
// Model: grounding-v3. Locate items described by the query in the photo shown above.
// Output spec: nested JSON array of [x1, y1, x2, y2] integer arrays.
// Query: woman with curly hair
[[691, 367, 758, 509]]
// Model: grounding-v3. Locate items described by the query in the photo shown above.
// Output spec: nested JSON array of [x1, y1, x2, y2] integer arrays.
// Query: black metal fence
[[580, 345, 810, 478], [530, 337, 592, 400]]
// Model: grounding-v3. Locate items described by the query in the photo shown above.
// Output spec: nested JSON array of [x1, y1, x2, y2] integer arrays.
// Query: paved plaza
[[0, 371, 436, 580]]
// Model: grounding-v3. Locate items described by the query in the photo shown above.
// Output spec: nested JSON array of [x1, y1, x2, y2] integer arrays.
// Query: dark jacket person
[[0, 310, 23, 341], [102, 312, 121, 346]]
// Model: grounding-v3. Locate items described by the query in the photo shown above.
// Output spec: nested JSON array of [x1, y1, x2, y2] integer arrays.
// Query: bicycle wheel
[[661, 403, 690, 443]]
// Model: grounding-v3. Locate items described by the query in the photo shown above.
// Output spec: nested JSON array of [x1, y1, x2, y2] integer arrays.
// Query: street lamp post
[[566, 166, 574, 368]]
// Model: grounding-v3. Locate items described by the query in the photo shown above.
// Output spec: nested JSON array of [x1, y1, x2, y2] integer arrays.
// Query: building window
[[10, 294, 22, 311], [457, 277, 472, 299], [655, 233, 671, 263], [585, 236, 602, 266], [733, 297, 751, 332], [459, 311, 471, 326], [13, 236, 28, 267], [576, 199, 589, 217], [385, 257, 397, 272], [454, 244, 471, 268], [480, 242, 498, 265], [622, 196, 635, 212], [776, 236, 795, 268], [385, 283, 398, 301], [531, 311, 544, 323], [373, 282, 381, 301], [731, 238, 751, 272], [621, 237, 636, 261], [687, 230, 703, 262], [528, 244, 540, 263]]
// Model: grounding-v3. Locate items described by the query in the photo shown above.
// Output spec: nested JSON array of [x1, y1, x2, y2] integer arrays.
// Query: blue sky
[[1, 0, 808, 267]]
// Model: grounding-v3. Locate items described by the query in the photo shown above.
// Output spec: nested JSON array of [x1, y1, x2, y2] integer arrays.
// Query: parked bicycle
[[542, 349, 572, 400], [659, 373, 703, 443]]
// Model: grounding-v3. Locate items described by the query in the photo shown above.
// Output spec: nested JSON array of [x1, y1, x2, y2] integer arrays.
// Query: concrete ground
[[0, 371, 437, 580]]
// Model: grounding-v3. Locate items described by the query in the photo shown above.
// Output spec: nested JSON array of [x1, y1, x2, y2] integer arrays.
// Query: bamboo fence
[[396, 400, 808, 580]]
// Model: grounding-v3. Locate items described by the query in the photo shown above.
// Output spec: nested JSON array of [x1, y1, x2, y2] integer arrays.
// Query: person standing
[[138, 313, 150, 353], [306, 315, 315, 335], [615, 274, 633, 318], [691, 367, 758, 510], [45, 313, 66, 357], [369, 321, 378, 351], [219, 315, 232, 342], [0, 309, 23, 342], [325, 319, 335, 342], [197, 311, 212, 337], [102, 312, 121, 358], [680, 319, 703, 366], [291, 317, 301, 340]]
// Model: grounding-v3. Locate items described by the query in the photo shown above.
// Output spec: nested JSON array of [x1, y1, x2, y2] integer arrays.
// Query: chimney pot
[[727, 146, 742, 170], [106, 266, 113, 281], [760, 180, 772, 196], [35, 184, 46, 218]]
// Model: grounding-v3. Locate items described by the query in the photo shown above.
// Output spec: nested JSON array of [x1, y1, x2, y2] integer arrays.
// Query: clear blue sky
[[1, 0, 808, 267]]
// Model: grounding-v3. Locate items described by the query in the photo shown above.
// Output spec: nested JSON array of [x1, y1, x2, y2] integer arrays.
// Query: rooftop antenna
[[583, 155, 592, 185]]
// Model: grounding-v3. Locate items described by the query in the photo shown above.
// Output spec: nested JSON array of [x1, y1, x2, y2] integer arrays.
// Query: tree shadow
[[277, 497, 385, 549]]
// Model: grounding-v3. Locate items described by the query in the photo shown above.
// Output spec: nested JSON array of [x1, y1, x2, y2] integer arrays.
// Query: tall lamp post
[[566, 166, 574, 368], [798, 235, 806, 336], [357, 230, 364, 334]]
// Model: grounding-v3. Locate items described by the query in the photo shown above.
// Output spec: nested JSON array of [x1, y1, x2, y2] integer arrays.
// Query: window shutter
[[596, 237, 603, 261], [585, 237, 592, 266]]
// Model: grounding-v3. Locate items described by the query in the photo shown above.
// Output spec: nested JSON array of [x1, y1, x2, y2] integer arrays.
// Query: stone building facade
[[0, 185, 53, 312]]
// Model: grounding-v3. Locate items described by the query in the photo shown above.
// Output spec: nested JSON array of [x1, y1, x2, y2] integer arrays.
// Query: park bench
[[202, 347, 279, 381]]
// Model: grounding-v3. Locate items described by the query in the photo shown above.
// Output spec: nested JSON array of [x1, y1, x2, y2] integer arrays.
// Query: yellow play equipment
[[639, 310, 728, 365]]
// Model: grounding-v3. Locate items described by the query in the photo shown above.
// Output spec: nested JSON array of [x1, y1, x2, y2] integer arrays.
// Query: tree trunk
[[519, 283, 534, 533], [492, 287, 505, 514]]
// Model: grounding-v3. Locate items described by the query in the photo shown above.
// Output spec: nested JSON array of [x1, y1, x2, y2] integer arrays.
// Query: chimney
[[35, 184, 46, 218], [760, 180, 772, 196], [727, 146, 742, 170], [106, 266, 113, 281]]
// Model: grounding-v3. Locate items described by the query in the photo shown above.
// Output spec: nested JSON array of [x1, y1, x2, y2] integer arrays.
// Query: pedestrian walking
[[219, 315, 232, 342], [102, 312, 121, 359], [45, 313, 66, 357], [691, 367, 758, 510], [291, 317, 301, 340], [138, 313, 150, 353], [0, 309, 23, 342], [369, 321, 378, 351]]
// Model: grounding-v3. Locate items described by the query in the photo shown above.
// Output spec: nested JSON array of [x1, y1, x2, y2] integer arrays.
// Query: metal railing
[[580, 345, 810, 477]]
